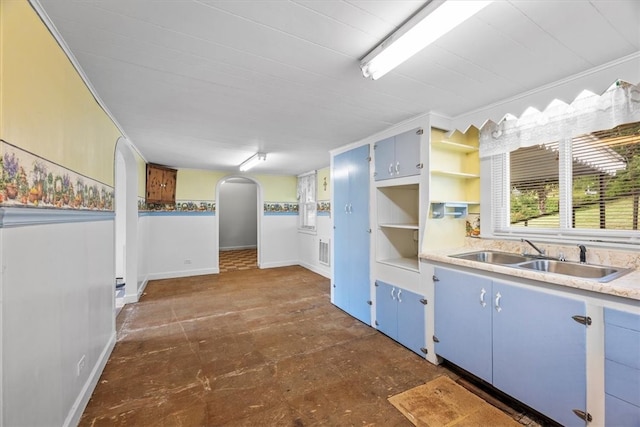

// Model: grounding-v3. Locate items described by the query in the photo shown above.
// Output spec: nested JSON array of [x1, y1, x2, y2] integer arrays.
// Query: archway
[[114, 137, 140, 305], [215, 175, 263, 270]]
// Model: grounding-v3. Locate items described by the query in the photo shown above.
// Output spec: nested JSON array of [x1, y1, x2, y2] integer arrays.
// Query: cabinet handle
[[388, 163, 394, 176], [480, 288, 487, 307], [495, 292, 502, 312], [395, 162, 400, 174], [397, 289, 402, 303], [344, 204, 349, 214], [390, 288, 396, 301], [348, 203, 352, 213]]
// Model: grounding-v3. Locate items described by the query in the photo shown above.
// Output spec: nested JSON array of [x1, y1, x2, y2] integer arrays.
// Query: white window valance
[[479, 81, 640, 158]]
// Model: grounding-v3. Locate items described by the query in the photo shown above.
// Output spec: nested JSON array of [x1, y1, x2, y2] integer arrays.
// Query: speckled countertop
[[420, 239, 640, 302]]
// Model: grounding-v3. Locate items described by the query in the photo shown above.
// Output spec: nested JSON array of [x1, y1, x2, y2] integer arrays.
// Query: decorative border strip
[[318, 201, 330, 216], [264, 202, 298, 215], [0, 141, 114, 211], [0, 207, 114, 228], [139, 199, 216, 213], [139, 211, 215, 217]]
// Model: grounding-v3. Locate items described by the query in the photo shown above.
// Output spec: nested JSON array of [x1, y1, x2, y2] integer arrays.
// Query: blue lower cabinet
[[434, 267, 587, 427], [605, 308, 640, 425], [375, 280, 426, 357]]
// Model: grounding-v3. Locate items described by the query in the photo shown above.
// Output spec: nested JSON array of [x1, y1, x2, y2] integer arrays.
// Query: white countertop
[[420, 248, 640, 302]]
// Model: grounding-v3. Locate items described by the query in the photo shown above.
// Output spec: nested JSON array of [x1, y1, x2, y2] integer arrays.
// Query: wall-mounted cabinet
[[146, 164, 177, 204], [374, 128, 422, 181]]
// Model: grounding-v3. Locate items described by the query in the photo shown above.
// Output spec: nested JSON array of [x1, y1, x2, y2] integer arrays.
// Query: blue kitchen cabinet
[[604, 308, 640, 426], [332, 145, 371, 325], [434, 267, 587, 427], [375, 280, 426, 356], [492, 279, 586, 427], [434, 267, 492, 383], [373, 128, 421, 181]]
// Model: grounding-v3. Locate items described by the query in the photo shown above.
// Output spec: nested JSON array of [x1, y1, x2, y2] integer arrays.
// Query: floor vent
[[319, 239, 330, 266]]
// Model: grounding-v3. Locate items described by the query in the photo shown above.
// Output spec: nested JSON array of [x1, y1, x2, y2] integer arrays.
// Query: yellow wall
[[1, 1, 121, 186], [173, 168, 297, 202], [317, 167, 330, 201]]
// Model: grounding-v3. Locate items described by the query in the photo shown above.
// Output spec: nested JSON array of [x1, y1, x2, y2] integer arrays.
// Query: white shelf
[[431, 200, 480, 205], [375, 175, 420, 188], [378, 257, 419, 272], [432, 140, 478, 153], [431, 170, 480, 179], [378, 223, 419, 230]]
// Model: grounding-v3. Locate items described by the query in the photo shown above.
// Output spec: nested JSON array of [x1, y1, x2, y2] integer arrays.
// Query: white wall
[[144, 213, 218, 280], [297, 215, 331, 278], [260, 215, 300, 269], [1, 214, 115, 426], [219, 181, 257, 250]]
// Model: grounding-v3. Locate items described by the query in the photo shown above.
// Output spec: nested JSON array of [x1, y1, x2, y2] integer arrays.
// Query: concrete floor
[[81, 266, 541, 426]]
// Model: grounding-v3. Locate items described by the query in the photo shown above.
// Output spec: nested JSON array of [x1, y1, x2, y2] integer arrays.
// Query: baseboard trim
[[147, 268, 219, 280], [220, 245, 257, 251], [63, 331, 116, 427], [298, 261, 331, 279], [259, 260, 298, 269]]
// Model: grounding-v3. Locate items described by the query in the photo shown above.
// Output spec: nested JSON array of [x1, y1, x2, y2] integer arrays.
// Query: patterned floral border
[[264, 202, 298, 214], [139, 198, 216, 212], [0, 141, 114, 211], [318, 200, 330, 216]]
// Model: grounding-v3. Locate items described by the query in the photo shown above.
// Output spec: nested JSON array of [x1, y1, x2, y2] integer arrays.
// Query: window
[[483, 81, 640, 243], [507, 123, 639, 232], [297, 171, 317, 231]]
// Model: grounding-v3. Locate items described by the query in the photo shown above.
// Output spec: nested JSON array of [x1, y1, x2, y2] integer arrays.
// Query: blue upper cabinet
[[332, 145, 371, 325], [374, 128, 422, 181]]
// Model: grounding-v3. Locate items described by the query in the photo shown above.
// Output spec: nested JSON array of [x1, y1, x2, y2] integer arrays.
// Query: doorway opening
[[217, 176, 260, 272]]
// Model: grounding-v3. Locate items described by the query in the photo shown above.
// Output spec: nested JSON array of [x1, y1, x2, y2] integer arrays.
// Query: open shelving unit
[[376, 182, 420, 272]]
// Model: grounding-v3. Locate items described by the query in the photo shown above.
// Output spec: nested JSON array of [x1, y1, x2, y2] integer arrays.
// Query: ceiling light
[[239, 152, 266, 172], [360, 0, 493, 80]]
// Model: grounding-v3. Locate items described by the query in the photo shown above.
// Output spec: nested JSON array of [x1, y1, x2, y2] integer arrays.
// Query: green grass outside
[[512, 197, 638, 230]]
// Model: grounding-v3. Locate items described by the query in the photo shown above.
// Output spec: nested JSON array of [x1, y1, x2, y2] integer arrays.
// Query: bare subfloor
[[81, 266, 541, 426]]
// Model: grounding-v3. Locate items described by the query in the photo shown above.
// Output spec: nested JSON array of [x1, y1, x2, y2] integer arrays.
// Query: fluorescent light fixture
[[239, 152, 266, 172], [361, 0, 493, 80]]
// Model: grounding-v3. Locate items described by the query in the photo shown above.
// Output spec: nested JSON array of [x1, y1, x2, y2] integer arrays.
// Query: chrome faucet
[[578, 244, 587, 264], [521, 239, 546, 256]]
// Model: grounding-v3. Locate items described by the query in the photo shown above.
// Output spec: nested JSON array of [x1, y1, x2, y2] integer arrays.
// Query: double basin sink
[[450, 250, 632, 283]]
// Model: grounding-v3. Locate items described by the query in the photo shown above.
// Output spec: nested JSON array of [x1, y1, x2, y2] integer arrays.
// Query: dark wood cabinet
[[146, 164, 177, 204]]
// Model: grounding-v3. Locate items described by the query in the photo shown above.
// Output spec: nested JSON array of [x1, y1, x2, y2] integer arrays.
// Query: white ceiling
[[35, 0, 640, 175]]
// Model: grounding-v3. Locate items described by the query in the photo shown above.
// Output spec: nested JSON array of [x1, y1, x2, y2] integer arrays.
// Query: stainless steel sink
[[517, 259, 632, 282], [450, 250, 632, 283], [450, 250, 534, 265]]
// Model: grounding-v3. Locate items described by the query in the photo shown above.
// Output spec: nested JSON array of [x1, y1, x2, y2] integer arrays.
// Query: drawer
[[605, 307, 640, 332], [606, 359, 640, 407], [605, 323, 640, 370], [605, 393, 640, 426]]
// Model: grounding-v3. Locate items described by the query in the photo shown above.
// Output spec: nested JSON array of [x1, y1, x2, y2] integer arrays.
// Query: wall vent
[[319, 239, 330, 266]]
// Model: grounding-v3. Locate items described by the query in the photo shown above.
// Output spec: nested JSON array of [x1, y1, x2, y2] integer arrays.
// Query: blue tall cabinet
[[332, 144, 371, 325]]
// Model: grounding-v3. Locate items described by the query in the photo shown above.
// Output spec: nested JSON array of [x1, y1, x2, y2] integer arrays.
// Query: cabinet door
[[393, 128, 421, 179], [434, 267, 492, 383], [492, 281, 586, 427], [374, 137, 395, 181], [163, 169, 177, 202], [375, 281, 397, 340], [347, 144, 371, 324], [332, 151, 350, 312], [396, 287, 426, 356], [146, 165, 165, 202]]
